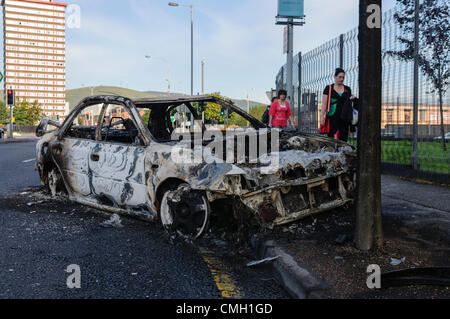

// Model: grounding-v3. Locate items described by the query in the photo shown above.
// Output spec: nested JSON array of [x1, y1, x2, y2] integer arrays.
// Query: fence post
[[339, 34, 344, 68], [412, 0, 420, 170], [298, 52, 302, 131]]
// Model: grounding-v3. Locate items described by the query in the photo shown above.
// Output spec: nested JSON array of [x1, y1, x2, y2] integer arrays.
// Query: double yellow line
[[199, 247, 244, 299]]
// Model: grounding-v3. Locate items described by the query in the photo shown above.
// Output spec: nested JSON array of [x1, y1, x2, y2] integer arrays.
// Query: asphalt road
[[0, 141, 288, 299], [0, 141, 41, 197]]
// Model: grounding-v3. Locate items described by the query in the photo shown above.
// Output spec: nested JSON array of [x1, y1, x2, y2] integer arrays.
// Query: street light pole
[[201, 58, 205, 95], [169, 2, 194, 129], [201, 59, 205, 123], [190, 5, 194, 97]]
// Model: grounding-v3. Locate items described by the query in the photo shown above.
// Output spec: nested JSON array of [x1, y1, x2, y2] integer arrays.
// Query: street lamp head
[[168, 2, 179, 7]]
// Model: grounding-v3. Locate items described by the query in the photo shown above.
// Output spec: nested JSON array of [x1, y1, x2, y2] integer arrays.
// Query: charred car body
[[36, 95, 356, 239]]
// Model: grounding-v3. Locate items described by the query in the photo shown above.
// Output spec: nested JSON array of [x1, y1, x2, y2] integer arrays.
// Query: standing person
[[320, 68, 356, 142], [262, 97, 277, 125], [269, 90, 294, 129]]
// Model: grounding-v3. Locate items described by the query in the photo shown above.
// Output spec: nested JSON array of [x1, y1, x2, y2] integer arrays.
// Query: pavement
[[258, 175, 450, 299], [0, 133, 38, 145], [382, 175, 450, 214]]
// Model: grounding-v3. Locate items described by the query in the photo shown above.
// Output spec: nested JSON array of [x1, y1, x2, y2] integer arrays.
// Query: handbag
[[341, 97, 359, 126], [352, 108, 359, 126], [319, 85, 332, 134]]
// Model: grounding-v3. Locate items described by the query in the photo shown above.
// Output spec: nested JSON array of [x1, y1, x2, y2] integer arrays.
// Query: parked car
[[35, 95, 357, 240], [434, 132, 450, 141]]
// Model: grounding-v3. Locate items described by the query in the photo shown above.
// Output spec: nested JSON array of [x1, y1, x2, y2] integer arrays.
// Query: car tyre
[[160, 184, 210, 240]]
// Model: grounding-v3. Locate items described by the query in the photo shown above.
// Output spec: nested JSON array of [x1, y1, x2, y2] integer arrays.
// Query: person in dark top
[[320, 68, 356, 142], [262, 97, 277, 125]]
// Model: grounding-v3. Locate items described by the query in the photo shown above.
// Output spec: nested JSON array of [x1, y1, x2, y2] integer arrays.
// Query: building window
[[387, 109, 394, 124], [419, 110, 427, 122], [404, 110, 412, 124]]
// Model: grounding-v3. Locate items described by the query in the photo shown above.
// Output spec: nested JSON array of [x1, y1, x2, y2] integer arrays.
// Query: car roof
[[76, 94, 266, 129], [133, 95, 217, 106]]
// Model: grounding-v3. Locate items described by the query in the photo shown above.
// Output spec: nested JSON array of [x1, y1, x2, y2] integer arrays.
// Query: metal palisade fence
[[276, 7, 450, 183]]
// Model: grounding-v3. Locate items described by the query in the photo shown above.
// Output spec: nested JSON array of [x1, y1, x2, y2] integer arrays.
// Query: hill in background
[[2, 86, 266, 114], [66, 86, 266, 111], [142, 91, 265, 110], [66, 86, 155, 110]]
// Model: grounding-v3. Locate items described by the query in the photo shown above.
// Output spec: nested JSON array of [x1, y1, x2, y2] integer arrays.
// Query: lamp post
[[168, 2, 193, 97], [201, 58, 205, 95], [169, 2, 194, 130], [145, 56, 172, 96]]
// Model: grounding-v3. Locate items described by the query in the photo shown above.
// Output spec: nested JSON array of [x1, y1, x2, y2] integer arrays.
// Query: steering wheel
[[104, 116, 125, 141], [108, 117, 125, 128]]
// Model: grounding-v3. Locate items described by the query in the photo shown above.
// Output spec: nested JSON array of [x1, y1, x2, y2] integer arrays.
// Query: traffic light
[[7, 89, 15, 105], [220, 107, 225, 116]]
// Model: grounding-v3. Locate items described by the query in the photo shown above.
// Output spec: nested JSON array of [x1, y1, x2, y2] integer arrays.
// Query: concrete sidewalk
[[0, 133, 38, 144], [382, 175, 450, 213], [382, 175, 450, 244], [255, 175, 450, 299]]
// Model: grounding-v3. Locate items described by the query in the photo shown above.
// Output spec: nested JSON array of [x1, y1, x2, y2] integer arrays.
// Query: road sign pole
[[9, 103, 13, 139], [286, 18, 294, 109], [277, 1, 305, 127], [8, 87, 14, 139]]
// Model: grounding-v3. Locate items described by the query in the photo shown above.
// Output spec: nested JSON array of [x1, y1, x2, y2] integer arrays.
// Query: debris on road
[[335, 234, 349, 245], [100, 214, 124, 229], [247, 256, 280, 268], [391, 257, 406, 266], [27, 201, 44, 207]]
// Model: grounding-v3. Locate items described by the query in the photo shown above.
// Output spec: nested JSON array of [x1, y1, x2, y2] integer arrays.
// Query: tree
[[204, 92, 231, 124], [355, 0, 384, 251], [386, 0, 450, 151], [0, 101, 9, 126], [229, 104, 267, 127], [13, 98, 44, 126], [203, 93, 267, 127], [141, 110, 151, 125]]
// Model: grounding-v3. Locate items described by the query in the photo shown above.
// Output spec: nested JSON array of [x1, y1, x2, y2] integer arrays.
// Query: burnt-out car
[[36, 95, 356, 239]]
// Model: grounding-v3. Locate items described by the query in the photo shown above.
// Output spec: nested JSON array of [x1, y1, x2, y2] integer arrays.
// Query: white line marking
[[22, 158, 36, 163]]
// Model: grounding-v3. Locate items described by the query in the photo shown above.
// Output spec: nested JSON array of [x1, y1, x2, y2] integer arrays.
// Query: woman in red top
[[269, 90, 294, 129]]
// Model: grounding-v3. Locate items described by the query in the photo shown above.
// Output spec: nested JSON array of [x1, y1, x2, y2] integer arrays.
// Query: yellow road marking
[[199, 247, 244, 299]]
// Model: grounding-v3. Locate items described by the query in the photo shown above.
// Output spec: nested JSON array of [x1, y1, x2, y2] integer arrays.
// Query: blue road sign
[[278, 0, 304, 19]]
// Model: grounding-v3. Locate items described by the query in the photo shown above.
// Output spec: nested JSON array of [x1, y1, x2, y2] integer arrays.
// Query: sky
[[1, 0, 398, 103]]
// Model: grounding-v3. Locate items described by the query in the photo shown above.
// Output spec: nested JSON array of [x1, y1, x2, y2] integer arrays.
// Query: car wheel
[[160, 184, 210, 240]]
